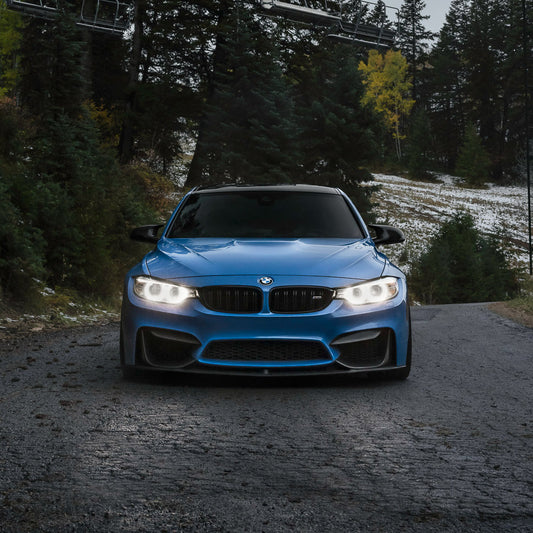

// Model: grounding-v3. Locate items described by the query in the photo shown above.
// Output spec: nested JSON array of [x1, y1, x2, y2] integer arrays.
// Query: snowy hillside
[[368, 174, 530, 274]]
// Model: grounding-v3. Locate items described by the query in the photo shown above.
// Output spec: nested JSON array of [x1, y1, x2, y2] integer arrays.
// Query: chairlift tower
[[260, 0, 399, 48], [5, 0, 132, 35]]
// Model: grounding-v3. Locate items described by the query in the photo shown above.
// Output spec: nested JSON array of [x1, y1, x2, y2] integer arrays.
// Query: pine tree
[[188, 4, 301, 185], [0, 97, 45, 301], [367, 0, 393, 31], [425, 0, 531, 180], [496, 0, 533, 182], [409, 212, 518, 303], [462, 0, 500, 178], [455, 122, 491, 186], [395, 0, 435, 101], [18, 11, 85, 121], [293, 43, 379, 218], [119, 0, 212, 169], [118, 0, 145, 164], [426, 0, 470, 171], [15, 10, 164, 295], [185, 0, 236, 187], [407, 107, 432, 179], [458, 0, 532, 182]]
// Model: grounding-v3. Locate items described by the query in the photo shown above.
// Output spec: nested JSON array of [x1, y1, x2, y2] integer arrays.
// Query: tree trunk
[[119, 0, 144, 164], [185, 2, 230, 187]]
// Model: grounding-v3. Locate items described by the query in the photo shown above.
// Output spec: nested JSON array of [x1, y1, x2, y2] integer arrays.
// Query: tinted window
[[167, 191, 364, 239]]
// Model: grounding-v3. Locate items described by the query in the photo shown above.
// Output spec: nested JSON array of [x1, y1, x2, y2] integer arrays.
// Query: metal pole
[[412, 9, 416, 101], [523, 0, 532, 276]]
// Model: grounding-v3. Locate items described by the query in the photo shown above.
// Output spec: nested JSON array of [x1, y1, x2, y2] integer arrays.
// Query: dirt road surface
[[0, 303, 532, 532]]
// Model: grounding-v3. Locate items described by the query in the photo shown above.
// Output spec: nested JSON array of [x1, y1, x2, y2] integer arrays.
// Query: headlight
[[133, 276, 196, 305], [336, 277, 399, 306]]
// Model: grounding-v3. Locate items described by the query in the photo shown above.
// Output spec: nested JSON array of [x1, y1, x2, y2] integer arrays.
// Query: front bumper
[[121, 275, 409, 376]]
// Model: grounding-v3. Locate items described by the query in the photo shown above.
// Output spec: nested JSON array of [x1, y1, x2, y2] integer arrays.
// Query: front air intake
[[201, 340, 331, 363], [332, 329, 394, 369]]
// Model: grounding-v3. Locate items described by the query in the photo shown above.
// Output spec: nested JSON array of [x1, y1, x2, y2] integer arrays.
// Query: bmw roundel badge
[[259, 276, 274, 286]]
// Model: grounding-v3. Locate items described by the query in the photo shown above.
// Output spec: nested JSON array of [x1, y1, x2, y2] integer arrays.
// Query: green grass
[[0, 284, 120, 337], [507, 275, 533, 314], [489, 275, 533, 329]]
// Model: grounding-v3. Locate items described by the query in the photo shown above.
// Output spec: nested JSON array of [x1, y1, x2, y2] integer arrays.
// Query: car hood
[[144, 238, 386, 281]]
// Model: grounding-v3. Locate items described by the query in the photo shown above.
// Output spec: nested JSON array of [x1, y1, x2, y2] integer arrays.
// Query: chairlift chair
[[6, 0, 131, 35], [261, 0, 341, 26], [260, 0, 399, 48], [79, 0, 131, 34]]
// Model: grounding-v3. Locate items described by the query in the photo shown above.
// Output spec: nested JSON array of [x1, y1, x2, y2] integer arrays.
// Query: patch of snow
[[41, 287, 56, 296], [58, 312, 79, 322], [369, 173, 531, 273]]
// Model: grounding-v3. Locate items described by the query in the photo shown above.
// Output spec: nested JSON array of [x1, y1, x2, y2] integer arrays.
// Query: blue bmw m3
[[120, 184, 411, 379]]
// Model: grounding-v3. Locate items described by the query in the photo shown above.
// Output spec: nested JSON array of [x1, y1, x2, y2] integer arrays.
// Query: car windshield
[[166, 191, 364, 239]]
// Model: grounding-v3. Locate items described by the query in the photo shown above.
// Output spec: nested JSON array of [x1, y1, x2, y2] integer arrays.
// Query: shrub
[[0, 175, 45, 302], [0, 99, 173, 302], [0, 12, 176, 307], [0, 98, 45, 302], [409, 212, 518, 304]]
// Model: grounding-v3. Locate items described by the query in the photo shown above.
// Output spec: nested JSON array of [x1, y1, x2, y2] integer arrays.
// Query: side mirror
[[368, 224, 405, 246], [130, 224, 164, 244]]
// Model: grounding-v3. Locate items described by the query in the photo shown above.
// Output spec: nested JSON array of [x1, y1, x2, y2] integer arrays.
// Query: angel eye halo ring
[[133, 276, 196, 305]]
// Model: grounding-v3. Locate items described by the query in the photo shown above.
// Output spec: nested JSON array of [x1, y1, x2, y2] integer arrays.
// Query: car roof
[[191, 184, 342, 195]]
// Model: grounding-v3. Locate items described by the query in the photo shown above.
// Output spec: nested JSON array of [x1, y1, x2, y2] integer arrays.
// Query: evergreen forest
[[0, 0, 531, 306]]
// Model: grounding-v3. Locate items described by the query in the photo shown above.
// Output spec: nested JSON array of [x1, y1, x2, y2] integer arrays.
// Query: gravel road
[[0, 303, 532, 532]]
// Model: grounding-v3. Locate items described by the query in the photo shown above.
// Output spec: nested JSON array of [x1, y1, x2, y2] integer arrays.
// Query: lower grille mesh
[[202, 340, 331, 362]]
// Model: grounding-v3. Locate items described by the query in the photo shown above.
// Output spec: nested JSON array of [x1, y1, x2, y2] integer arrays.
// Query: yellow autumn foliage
[[358, 49, 414, 158]]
